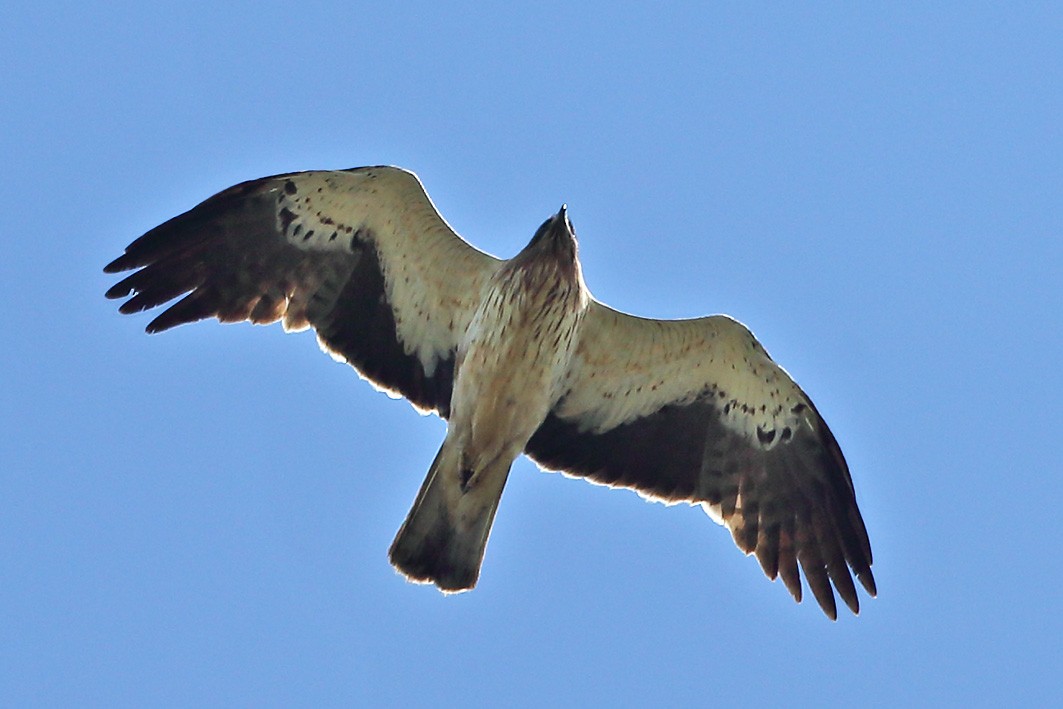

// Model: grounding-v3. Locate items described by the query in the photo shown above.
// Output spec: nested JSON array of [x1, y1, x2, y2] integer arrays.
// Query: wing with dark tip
[[525, 303, 875, 618], [105, 166, 501, 416]]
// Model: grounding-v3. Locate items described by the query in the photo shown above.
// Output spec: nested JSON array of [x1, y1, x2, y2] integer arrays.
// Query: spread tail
[[388, 440, 511, 592]]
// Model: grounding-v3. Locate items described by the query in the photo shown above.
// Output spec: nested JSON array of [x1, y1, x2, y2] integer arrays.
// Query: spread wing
[[105, 166, 501, 417], [525, 303, 875, 619]]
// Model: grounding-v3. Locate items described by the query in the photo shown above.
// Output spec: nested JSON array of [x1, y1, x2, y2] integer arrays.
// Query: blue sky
[[3, 2, 1061, 705]]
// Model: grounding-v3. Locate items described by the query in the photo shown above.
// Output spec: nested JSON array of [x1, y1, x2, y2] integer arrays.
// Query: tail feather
[[389, 441, 511, 592]]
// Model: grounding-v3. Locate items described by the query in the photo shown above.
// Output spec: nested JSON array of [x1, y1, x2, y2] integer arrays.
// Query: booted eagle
[[105, 166, 876, 619]]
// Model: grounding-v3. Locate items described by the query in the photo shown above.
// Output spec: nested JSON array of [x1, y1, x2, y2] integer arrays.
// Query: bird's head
[[524, 205, 578, 262], [506, 205, 586, 293]]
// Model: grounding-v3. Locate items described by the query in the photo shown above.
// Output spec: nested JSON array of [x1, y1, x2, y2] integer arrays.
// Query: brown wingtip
[[811, 582, 838, 620], [858, 569, 878, 598], [104, 281, 131, 300]]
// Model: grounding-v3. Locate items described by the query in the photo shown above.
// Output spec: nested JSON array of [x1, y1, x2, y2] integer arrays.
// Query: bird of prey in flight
[[105, 166, 876, 619]]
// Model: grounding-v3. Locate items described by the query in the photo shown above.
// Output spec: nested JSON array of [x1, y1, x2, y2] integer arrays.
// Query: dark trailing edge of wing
[[104, 173, 455, 417], [309, 230, 456, 417], [525, 395, 876, 619]]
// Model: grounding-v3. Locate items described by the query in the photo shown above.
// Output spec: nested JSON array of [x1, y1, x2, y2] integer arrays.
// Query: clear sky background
[[3, 2, 1061, 706]]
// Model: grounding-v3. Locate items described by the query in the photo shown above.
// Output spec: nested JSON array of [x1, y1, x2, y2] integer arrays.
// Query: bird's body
[[452, 216, 588, 469], [391, 210, 589, 589], [105, 165, 876, 618]]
